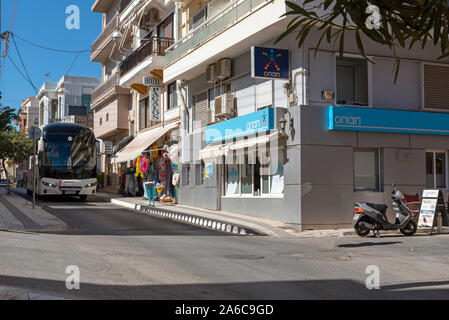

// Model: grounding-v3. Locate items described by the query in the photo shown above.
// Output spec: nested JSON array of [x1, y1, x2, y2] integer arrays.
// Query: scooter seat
[[365, 202, 388, 214]]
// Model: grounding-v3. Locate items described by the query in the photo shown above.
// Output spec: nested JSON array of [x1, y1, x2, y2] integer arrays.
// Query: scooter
[[352, 184, 418, 237]]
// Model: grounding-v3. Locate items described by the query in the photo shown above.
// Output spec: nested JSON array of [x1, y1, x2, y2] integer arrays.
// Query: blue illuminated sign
[[251, 46, 290, 80], [328, 106, 449, 135], [206, 108, 274, 144]]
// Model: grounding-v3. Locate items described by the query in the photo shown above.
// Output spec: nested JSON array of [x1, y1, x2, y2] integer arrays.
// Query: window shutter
[[193, 91, 208, 130], [423, 64, 449, 110]]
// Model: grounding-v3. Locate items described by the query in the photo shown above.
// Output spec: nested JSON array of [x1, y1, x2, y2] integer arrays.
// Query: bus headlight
[[85, 181, 97, 188], [42, 181, 56, 187]]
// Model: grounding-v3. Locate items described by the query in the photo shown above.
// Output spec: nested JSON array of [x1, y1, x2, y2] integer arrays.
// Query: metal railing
[[120, 37, 174, 77], [164, 0, 268, 66], [92, 74, 118, 104], [91, 15, 118, 57]]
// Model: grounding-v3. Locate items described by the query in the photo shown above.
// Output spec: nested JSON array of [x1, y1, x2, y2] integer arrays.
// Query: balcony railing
[[120, 37, 174, 77], [92, 74, 118, 105], [165, 0, 268, 66], [91, 14, 118, 57], [118, 0, 133, 13]]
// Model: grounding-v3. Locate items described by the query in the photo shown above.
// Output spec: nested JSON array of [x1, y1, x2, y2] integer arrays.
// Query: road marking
[[0, 198, 24, 229]]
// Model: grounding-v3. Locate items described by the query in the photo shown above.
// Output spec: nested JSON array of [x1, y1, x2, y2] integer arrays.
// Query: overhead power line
[[12, 33, 91, 53]]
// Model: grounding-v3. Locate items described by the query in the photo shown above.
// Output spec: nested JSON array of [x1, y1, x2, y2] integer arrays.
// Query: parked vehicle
[[352, 184, 418, 237]]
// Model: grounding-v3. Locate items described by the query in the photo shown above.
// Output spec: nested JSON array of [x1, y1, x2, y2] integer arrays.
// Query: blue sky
[[0, 0, 102, 111]]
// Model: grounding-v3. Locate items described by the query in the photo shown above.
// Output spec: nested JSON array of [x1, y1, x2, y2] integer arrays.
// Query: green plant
[[97, 173, 105, 185]]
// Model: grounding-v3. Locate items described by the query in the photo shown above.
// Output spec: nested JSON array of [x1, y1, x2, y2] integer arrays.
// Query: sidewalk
[[107, 196, 351, 237], [0, 189, 67, 232], [106, 195, 449, 238]]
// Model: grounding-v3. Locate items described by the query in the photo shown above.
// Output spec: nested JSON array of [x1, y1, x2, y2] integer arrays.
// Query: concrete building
[[37, 76, 101, 129], [16, 97, 39, 134], [164, 0, 449, 230], [91, 0, 180, 194], [90, 0, 449, 229]]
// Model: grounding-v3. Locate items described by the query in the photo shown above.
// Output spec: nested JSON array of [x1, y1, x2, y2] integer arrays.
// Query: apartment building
[[16, 97, 39, 134], [37, 76, 101, 129], [92, 0, 181, 196], [91, 0, 449, 229], [162, 0, 449, 230]]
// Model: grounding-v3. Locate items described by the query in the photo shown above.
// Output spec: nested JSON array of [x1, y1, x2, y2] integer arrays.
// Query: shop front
[[113, 122, 180, 203], [180, 108, 288, 220]]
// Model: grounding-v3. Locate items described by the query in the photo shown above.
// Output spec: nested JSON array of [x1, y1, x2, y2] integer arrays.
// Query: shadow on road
[[338, 242, 403, 248], [1, 274, 448, 300]]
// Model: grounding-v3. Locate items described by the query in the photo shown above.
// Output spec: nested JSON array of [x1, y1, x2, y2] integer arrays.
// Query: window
[[183, 164, 191, 186], [106, 113, 109, 122], [99, 117, 103, 126], [336, 57, 368, 106], [426, 151, 447, 189], [139, 97, 149, 130], [82, 94, 92, 110], [423, 64, 449, 111], [167, 82, 178, 110], [224, 153, 284, 196], [354, 149, 380, 191]]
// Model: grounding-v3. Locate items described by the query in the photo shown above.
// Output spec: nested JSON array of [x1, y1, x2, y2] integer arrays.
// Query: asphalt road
[[1, 194, 449, 300]]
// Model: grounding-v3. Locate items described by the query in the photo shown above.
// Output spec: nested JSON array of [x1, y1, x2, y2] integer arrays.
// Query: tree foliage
[[276, 0, 449, 82], [0, 106, 17, 132], [0, 130, 33, 180]]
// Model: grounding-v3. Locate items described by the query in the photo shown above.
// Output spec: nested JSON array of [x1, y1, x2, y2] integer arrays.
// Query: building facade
[[37, 76, 101, 129], [91, 0, 449, 230], [91, 0, 181, 195]]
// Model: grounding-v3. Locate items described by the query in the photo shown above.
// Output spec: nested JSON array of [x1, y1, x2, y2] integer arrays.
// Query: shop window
[[224, 153, 284, 196], [336, 57, 368, 106], [426, 151, 447, 189], [354, 149, 380, 191], [168, 82, 178, 110]]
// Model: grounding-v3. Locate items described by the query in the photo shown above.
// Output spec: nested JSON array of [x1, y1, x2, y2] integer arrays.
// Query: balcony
[[163, 0, 288, 82], [92, 74, 131, 109], [119, 37, 174, 87], [91, 14, 118, 62]]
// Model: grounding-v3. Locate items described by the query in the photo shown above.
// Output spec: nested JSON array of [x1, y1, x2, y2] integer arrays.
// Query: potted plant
[[97, 173, 104, 189]]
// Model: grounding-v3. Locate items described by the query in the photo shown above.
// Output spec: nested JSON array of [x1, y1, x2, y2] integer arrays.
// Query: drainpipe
[[177, 80, 188, 164], [174, 3, 179, 42]]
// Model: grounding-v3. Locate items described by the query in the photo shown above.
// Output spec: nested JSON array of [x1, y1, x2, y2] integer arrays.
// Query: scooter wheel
[[400, 220, 417, 236], [355, 223, 370, 237]]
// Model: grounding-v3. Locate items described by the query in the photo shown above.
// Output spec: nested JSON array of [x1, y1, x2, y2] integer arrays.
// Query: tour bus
[[26, 123, 97, 200]]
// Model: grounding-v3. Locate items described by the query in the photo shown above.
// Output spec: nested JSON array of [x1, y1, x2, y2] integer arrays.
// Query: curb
[[111, 199, 265, 236]]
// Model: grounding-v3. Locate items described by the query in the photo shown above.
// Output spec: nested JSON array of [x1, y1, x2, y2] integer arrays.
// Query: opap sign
[[205, 108, 274, 144], [251, 46, 290, 80]]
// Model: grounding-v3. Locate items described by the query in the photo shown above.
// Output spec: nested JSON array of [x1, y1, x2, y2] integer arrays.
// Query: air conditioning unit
[[206, 108, 214, 125], [216, 58, 231, 80], [206, 64, 217, 84], [214, 93, 234, 117]]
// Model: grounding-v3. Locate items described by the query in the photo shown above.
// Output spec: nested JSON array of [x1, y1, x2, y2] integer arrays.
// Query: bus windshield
[[41, 127, 97, 179]]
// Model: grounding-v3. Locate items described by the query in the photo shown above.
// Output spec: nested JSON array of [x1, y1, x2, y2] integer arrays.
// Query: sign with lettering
[[205, 108, 274, 144], [328, 106, 449, 135], [418, 189, 447, 229], [149, 86, 161, 121], [251, 46, 290, 80]]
